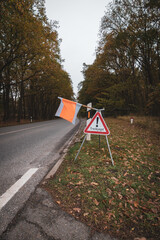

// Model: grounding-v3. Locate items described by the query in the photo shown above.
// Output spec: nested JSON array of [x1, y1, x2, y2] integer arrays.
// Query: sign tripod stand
[[74, 109, 114, 166]]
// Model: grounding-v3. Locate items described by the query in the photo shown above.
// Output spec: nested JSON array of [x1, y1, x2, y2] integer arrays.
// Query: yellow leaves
[[88, 166, 95, 173], [151, 191, 156, 197], [42, 117, 160, 240], [76, 180, 84, 185], [133, 201, 139, 208], [107, 212, 115, 220], [93, 199, 99, 206], [127, 199, 139, 210], [90, 182, 99, 186], [117, 193, 123, 200], [109, 198, 115, 205], [130, 188, 136, 194], [83, 212, 89, 216], [73, 208, 81, 213], [106, 188, 112, 196], [111, 177, 119, 184], [124, 172, 128, 176], [151, 208, 158, 214], [148, 173, 152, 180], [134, 238, 146, 240], [69, 182, 74, 185], [119, 202, 123, 208]]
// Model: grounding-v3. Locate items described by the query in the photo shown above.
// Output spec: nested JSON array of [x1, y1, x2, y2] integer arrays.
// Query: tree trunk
[[3, 83, 10, 121]]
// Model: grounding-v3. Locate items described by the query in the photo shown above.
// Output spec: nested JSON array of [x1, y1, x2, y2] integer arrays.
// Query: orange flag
[[55, 97, 82, 124]]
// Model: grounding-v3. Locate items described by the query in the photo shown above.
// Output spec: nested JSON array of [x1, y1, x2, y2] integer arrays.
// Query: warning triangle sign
[[84, 112, 110, 135]]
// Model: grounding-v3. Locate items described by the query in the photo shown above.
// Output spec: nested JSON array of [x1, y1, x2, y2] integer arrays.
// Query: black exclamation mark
[[96, 117, 99, 127]]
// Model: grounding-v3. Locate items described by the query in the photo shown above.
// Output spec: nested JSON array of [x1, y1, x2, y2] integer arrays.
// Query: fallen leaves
[[134, 238, 146, 240], [106, 188, 112, 196], [133, 201, 139, 208], [117, 193, 123, 200], [44, 118, 160, 240], [151, 191, 156, 197], [90, 182, 99, 186], [111, 177, 119, 184], [151, 208, 158, 214], [124, 172, 128, 176], [88, 166, 95, 173], [76, 180, 84, 185], [83, 212, 89, 216], [73, 208, 81, 213], [119, 202, 123, 208], [93, 199, 99, 206], [107, 212, 115, 220], [130, 188, 136, 194]]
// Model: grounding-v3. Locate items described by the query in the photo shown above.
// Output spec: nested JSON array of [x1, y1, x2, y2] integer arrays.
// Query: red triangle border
[[84, 112, 110, 135]]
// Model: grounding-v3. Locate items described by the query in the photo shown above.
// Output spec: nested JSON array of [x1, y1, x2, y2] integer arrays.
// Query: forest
[[78, 0, 160, 117], [0, 0, 159, 123], [0, 0, 74, 122]]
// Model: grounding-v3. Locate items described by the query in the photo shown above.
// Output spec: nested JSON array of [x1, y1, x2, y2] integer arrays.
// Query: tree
[[0, 0, 74, 122], [78, 0, 160, 116]]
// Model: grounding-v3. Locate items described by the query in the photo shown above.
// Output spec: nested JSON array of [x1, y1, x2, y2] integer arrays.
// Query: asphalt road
[[0, 118, 79, 234]]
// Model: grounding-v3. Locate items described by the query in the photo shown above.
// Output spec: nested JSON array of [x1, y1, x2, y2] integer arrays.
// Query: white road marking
[[0, 168, 38, 211], [0, 124, 46, 136]]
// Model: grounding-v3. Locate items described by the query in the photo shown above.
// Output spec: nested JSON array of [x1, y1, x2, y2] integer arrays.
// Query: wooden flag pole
[[82, 104, 105, 112], [82, 104, 98, 111], [58, 97, 101, 111]]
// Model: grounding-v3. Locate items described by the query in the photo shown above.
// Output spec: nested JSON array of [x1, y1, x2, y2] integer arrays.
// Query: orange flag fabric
[[55, 97, 82, 124]]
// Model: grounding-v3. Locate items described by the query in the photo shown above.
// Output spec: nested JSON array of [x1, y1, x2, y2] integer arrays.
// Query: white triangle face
[[84, 112, 110, 135]]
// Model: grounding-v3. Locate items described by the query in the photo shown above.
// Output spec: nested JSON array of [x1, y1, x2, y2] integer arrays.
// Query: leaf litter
[[43, 118, 160, 240]]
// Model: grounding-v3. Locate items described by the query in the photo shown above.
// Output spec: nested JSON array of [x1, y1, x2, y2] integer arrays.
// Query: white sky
[[45, 0, 111, 97]]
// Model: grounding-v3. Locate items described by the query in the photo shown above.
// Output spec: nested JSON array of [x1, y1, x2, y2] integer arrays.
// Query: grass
[[43, 118, 160, 240], [118, 115, 160, 135]]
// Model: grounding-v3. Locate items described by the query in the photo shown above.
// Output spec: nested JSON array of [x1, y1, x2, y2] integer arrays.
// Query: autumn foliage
[[0, 0, 74, 122], [78, 0, 160, 117], [43, 118, 160, 239]]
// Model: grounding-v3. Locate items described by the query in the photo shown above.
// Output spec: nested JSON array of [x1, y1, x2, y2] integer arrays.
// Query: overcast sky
[[45, 0, 111, 97]]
